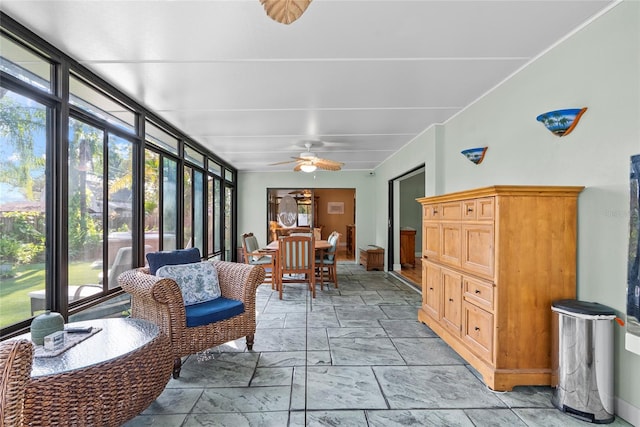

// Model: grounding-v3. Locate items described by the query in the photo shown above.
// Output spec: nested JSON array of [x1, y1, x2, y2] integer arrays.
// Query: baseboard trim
[[616, 397, 639, 426], [389, 271, 421, 294]]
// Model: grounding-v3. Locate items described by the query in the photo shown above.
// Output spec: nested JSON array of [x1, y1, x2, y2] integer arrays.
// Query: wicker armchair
[[118, 260, 265, 378], [0, 339, 34, 427]]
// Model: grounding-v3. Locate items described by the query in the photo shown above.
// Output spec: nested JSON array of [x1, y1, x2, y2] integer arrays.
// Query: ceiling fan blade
[[269, 159, 299, 166], [293, 163, 304, 172], [260, 0, 312, 25], [314, 158, 344, 171]]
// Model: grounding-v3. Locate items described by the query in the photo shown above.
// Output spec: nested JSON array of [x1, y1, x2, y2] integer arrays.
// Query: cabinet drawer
[[462, 200, 476, 220], [463, 302, 494, 362], [423, 202, 461, 220], [440, 202, 462, 220], [476, 197, 494, 220], [423, 204, 439, 220], [463, 276, 494, 311], [462, 197, 494, 220]]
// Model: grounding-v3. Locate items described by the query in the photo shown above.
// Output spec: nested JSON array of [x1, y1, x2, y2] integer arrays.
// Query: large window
[[144, 148, 179, 253], [0, 89, 49, 329], [0, 15, 237, 337], [162, 158, 178, 251], [67, 119, 105, 304]]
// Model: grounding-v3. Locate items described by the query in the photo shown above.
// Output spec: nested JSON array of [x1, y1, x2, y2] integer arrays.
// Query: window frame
[[0, 12, 238, 338]]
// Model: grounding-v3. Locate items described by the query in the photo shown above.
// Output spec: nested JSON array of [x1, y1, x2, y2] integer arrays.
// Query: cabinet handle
[[429, 287, 434, 290], [467, 207, 473, 212], [432, 208, 438, 215], [449, 298, 454, 302], [475, 289, 481, 294], [474, 326, 480, 331]]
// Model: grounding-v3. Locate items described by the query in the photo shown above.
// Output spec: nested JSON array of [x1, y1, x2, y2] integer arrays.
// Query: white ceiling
[[1, 0, 615, 172]]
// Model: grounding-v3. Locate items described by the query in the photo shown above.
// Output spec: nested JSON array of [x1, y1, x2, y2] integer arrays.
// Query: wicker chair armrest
[[0, 339, 34, 427], [118, 268, 179, 303], [211, 260, 265, 302], [118, 268, 187, 324]]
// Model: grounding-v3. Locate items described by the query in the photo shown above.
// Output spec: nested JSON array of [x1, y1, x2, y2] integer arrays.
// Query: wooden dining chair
[[242, 232, 276, 289], [276, 235, 316, 299], [316, 231, 341, 289]]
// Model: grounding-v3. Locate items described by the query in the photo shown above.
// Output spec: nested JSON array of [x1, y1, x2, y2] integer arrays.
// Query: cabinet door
[[422, 261, 441, 319], [423, 222, 440, 260], [462, 224, 494, 278], [463, 301, 494, 362], [440, 223, 462, 267], [441, 267, 462, 335]]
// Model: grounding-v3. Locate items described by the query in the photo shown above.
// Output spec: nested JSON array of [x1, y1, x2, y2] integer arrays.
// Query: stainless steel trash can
[[551, 299, 616, 424]]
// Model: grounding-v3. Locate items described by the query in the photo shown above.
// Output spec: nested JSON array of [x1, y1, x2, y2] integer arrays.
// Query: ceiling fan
[[270, 142, 344, 173]]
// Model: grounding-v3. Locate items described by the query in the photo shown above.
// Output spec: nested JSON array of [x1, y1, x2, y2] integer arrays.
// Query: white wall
[[372, 1, 640, 421]]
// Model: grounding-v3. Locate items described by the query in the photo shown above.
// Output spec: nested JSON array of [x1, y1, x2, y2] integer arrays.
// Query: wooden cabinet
[[346, 224, 356, 255], [400, 229, 416, 267], [417, 185, 583, 391]]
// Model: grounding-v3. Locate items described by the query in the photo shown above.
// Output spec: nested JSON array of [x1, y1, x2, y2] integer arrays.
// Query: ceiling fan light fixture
[[300, 164, 317, 173]]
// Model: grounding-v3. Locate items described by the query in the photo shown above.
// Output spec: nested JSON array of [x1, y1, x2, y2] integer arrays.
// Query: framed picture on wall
[[327, 202, 344, 214]]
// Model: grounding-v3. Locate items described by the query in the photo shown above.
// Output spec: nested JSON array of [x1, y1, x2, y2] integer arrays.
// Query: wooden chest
[[359, 246, 384, 271]]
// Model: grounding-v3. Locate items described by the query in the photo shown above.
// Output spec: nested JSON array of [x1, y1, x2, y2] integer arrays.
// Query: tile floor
[[124, 263, 633, 427]]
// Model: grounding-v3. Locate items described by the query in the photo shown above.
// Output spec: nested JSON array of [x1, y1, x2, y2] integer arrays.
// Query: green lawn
[[0, 261, 98, 329]]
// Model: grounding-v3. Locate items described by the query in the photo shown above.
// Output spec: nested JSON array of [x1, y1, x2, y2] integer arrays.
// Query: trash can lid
[[552, 299, 617, 319]]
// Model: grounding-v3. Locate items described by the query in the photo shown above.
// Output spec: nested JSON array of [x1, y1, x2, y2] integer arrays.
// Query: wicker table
[[18, 318, 172, 426]]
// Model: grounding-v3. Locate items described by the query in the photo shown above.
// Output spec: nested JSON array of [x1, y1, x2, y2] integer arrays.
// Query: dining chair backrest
[[243, 233, 260, 253], [322, 232, 340, 262], [290, 232, 312, 237], [278, 235, 314, 271], [241, 232, 275, 287]]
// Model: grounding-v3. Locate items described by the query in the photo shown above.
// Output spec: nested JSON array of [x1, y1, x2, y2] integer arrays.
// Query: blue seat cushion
[[147, 248, 201, 275], [185, 297, 245, 327]]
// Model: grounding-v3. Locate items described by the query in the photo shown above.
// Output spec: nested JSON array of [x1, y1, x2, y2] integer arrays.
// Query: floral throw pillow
[[156, 261, 221, 305]]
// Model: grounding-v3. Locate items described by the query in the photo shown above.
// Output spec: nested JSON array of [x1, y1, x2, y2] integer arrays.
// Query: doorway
[[266, 188, 356, 261], [388, 166, 425, 285]]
